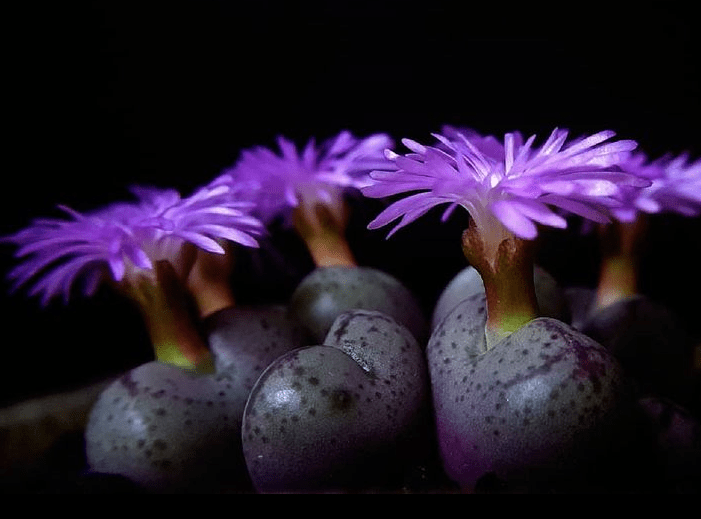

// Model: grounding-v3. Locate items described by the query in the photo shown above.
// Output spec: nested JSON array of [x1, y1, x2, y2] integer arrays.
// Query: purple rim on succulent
[[211, 130, 396, 225], [361, 127, 651, 347], [2, 183, 265, 306]]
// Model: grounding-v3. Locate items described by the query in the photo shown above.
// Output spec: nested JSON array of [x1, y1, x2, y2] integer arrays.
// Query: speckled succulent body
[[427, 293, 636, 491], [84, 305, 308, 492], [203, 304, 310, 380], [85, 361, 251, 492], [289, 266, 427, 344], [242, 310, 429, 492]]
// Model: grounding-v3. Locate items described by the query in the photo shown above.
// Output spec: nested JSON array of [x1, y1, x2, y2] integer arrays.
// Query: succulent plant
[[566, 148, 701, 407], [7, 120, 699, 494], [362, 127, 651, 490], [582, 149, 700, 321], [241, 309, 430, 492], [84, 361, 250, 492], [2, 182, 270, 490], [85, 303, 309, 493], [427, 292, 637, 490]]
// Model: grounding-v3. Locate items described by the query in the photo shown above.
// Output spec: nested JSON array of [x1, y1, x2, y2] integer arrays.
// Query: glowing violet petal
[[367, 192, 445, 237], [3, 181, 264, 304], [108, 256, 126, 282], [490, 200, 539, 239], [191, 224, 260, 248], [613, 149, 701, 219], [28, 257, 97, 306], [224, 130, 395, 224], [635, 197, 661, 214], [171, 231, 226, 254], [538, 194, 611, 224], [503, 198, 568, 229], [9, 244, 107, 284], [362, 128, 645, 240]]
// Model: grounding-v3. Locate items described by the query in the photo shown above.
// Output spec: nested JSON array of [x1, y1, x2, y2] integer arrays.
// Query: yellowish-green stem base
[[593, 217, 647, 312], [594, 255, 638, 311], [462, 221, 540, 351], [120, 260, 214, 375]]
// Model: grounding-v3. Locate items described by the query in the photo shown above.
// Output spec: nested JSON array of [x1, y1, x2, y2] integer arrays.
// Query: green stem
[[462, 220, 540, 350]]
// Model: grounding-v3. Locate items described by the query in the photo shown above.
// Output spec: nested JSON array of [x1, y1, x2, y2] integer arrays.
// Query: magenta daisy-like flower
[[362, 128, 647, 241], [212, 130, 396, 224], [612, 150, 701, 221], [2, 183, 265, 305]]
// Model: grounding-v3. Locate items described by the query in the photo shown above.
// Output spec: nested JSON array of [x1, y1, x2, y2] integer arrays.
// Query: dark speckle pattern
[[427, 303, 636, 491], [85, 361, 251, 492], [84, 305, 304, 492], [241, 309, 429, 492], [204, 305, 309, 385]]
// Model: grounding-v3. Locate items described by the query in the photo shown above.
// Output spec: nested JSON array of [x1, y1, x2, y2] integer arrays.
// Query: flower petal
[[362, 128, 640, 241], [490, 200, 539, 239]]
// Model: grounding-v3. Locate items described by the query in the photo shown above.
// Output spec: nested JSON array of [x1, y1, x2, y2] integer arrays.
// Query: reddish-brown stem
[[462, 221, 540, 349], [293, 199, 357, 268], [186, 243, 237, 319]]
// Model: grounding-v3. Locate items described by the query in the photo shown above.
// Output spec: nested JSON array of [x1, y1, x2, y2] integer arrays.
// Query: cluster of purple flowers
[[3, 126, 700, 306], [1, 130, 394, 304]]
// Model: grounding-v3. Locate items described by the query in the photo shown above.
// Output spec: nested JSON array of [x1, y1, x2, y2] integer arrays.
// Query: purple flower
[[362, 128, 646, 240], [2, 184, 264, 305], [212, 130, 396, 224], [612, 150, 701, 221]]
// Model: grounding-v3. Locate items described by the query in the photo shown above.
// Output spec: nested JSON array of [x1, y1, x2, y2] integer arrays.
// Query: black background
[[2, 1, 700, 406]]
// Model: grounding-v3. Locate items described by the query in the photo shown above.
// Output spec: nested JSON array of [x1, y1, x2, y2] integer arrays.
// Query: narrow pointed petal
[[490, 200, 539, 239], [361, 128, 638, 242]]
